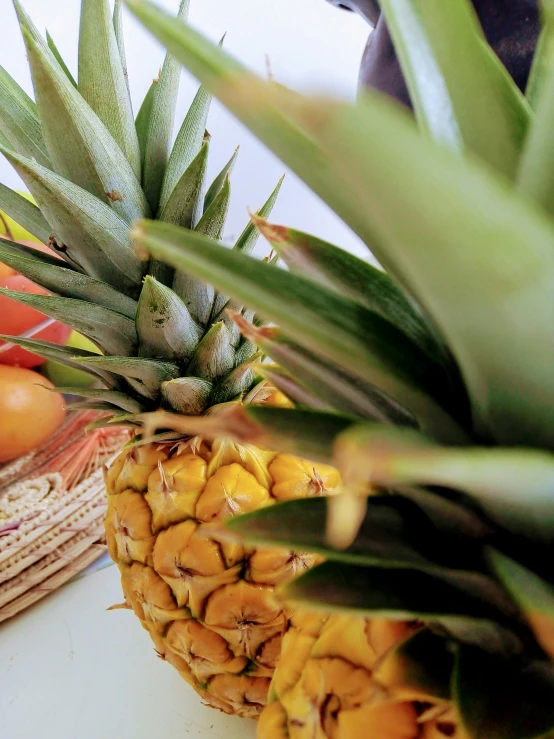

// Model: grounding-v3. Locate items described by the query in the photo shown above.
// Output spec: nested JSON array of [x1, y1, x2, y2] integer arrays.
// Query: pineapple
[[121, 1, 554, 738], [0, 0, 342, 719]]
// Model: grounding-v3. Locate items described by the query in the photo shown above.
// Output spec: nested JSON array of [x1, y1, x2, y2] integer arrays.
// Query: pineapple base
[[104, 436, 340, 718]]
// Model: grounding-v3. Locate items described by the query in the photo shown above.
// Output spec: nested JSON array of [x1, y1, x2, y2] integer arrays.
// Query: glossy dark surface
[[327, 1, 540, 105]]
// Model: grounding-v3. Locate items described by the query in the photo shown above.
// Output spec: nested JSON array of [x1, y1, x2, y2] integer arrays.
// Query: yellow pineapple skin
[[259, 613, 463, 739], [105, 430, 340, 719]]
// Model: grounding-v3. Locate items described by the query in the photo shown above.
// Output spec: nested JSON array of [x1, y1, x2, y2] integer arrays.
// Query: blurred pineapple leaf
[[517, 2, 554, 216], [254, 218, 443, 361], [282, 561, 515, 629], [490, 550, 554, 661], [210, 176, 285, 320], [454, 647, 554, 739], [334, 424, 554, 541], [227, 494, 479, 572], [379, 0, 530, 176], [246, 406, 356, 462], [231, 313, 419, 425]]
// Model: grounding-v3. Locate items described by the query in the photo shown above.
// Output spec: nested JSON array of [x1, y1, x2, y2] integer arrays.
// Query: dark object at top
[[327, 0, 540, 106]]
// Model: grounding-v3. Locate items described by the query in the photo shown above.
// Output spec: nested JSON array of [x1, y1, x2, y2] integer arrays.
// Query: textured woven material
[[0, 411, 129, 623]]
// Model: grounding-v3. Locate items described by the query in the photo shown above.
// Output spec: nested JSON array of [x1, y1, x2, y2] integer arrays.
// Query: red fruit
[[0, 274, 71, 368]]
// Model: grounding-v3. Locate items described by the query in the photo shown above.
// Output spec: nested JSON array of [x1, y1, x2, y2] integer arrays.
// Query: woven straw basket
[[0, 410, 129, 623]]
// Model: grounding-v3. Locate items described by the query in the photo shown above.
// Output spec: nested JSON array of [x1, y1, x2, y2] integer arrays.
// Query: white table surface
[[0, 563, 257, 739]]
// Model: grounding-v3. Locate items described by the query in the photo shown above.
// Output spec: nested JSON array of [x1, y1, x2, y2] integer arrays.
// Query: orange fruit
[[0, 365, 65, 463]]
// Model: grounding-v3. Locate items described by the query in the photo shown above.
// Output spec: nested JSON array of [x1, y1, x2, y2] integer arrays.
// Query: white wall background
[[0, 0, 370, 258]]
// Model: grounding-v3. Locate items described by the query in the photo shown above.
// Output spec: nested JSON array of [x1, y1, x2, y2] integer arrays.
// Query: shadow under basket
[[0, 410, 129, 624]]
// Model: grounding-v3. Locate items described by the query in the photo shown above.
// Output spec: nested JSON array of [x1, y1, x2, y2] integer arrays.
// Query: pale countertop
[[0, 563, 257, 739]]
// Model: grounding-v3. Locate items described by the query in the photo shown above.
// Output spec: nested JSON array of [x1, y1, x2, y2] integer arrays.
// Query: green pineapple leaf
[[46, 30, 77, 88], [0, 64, 50, 166], [113, 0, 130, 93], [525, 0, 554, 110], [72, 355, 180, 400], [489, 550, 554, 662], [78, 0, 140, 178], [454, 647, 554, 739], [159, 85, 212, 213], [379, 0, 529, 176], [135, 77, 157, 162], [0, 185, 52, 244], [186, 321, 235, 381], [210, 355, 263, 406], [132, 220, 467, 443], [517, 4, 554, 216], [234, 176, 284, 254], [155, 139, 209, 285], [0, 241, 137, 318], [0, 289, 137, 356], [141, 0, 190, 211], [210, 176, 285, 320], [0, 334, 116, 386], [0, 147, 146, 294], [0, 235, 62, 268], [195, 174, 231, 240], [160, 138, 209, 228], [55, 387, 145, 414], [136, 275, 201, 362], [204, 146, 238, 213], [17, 11, 149, 223]]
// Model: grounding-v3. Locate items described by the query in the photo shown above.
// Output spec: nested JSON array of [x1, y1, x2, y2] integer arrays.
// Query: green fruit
[[43, 331, 100, 388], [0, 191, 41, 243]]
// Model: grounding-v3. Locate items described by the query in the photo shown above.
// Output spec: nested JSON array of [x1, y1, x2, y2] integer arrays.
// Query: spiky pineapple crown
[[0, 0, 283, 435]]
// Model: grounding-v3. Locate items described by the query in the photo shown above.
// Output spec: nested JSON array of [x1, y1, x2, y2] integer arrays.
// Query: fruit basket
[[0, 406, 129, 623], [0, 318, 128, 624]]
